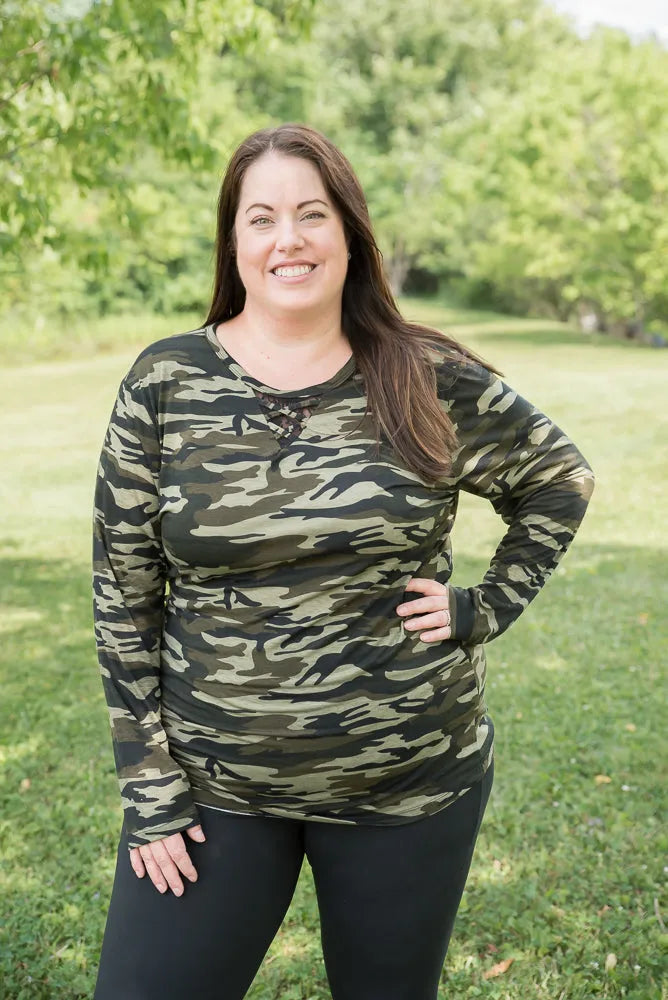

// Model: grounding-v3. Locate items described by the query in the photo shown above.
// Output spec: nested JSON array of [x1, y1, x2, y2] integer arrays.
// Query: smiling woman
[[212, 154, 353, 388], [91, 122, 595, 1000]]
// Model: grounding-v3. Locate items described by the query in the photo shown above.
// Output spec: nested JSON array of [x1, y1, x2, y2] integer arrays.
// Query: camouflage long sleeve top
[[92, 323, 595, 849]]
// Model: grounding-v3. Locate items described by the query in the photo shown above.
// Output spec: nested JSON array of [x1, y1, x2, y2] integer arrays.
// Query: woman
[[92, 123, 595, 999]]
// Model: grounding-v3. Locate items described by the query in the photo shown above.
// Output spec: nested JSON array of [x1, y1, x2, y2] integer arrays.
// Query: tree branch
[[0, 70, 51, 111]]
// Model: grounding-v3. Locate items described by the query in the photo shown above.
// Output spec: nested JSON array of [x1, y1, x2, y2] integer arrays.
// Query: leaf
[[605, 953, 617, 972], [483, 958, 513, 980], [595, 774, 612, 785]]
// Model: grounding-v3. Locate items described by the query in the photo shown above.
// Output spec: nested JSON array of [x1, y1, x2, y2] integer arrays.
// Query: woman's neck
[[231, 302, 350, 364]]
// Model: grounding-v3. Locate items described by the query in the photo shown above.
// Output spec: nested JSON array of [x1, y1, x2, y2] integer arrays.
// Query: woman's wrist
[[446, 585, 476, 642]]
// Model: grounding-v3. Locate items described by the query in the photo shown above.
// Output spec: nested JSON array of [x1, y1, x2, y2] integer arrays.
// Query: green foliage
[[0, 0, 316, 276], [1, 0, 667, 341], [219, 0, 668, 330], [229, 0, 574, 292], [0, 310, 665, 998], [452, 26, 668, 329]]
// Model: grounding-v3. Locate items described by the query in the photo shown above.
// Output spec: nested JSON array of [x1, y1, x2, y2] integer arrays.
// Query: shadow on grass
[[398, 296, 650, 355], [0, 543, 664, 998], [470, 326, 646, 353]]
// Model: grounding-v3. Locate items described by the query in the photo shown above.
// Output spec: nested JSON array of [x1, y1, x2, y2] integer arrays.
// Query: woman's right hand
[[129, 824, 206, 896]]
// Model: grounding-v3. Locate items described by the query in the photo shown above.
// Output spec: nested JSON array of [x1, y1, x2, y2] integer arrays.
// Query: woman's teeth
[[273, 265, 315, 277]]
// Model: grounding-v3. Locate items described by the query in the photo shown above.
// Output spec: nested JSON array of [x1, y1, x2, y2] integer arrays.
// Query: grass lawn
[[0, 303, 666, 999]]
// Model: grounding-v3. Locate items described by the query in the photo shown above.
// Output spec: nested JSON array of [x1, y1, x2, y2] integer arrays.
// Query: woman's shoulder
[[421, 335, 500, 401], [122, 324, 212, 389]]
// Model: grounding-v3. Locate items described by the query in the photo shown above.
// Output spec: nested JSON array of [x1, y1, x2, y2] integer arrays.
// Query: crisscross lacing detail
[[254, 390, 321, 446]]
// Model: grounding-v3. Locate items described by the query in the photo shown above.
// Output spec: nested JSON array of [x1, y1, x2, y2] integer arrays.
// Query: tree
[[288, 0, 575, 294], [451, 25, 668, 329], [0, 0, 315, 260]]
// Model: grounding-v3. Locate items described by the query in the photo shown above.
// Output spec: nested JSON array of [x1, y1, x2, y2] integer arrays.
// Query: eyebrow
[[244, 198, 329, 214]]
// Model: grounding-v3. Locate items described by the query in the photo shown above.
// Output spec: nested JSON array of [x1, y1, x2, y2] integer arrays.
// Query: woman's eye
[[251, 212, 324, 226]]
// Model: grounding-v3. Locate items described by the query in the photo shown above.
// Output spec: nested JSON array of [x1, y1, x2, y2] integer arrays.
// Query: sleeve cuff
[[119, 769, 201, 850], [447, 585, 476, 642], [124, 802, 202, 850]]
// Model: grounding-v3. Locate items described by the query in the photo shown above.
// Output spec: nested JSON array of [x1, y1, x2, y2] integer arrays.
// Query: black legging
[[94, 761, 493, 1000]]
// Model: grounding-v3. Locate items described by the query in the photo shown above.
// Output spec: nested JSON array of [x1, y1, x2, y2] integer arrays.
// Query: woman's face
[[233, 152, 350, 319]]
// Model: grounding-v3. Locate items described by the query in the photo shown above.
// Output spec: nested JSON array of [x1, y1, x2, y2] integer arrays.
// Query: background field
[[0, 303, 666, 999]]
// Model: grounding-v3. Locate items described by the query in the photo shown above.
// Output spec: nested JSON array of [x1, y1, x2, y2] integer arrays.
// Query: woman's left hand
[[396, 577, 452, 642]]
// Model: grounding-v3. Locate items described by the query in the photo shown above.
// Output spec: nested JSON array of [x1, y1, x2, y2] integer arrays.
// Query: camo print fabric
[[92, 323, 595, 849]]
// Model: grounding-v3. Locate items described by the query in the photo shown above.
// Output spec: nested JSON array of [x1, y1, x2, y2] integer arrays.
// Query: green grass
[[0, 305, 666, 999], [0, 310, 205, 367]]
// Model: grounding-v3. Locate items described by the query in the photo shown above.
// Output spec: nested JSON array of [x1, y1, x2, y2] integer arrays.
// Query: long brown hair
[[205, 123, 501, 484]]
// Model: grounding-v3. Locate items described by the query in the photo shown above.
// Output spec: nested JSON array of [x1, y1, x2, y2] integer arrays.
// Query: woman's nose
[[275, 218, 305, 251]]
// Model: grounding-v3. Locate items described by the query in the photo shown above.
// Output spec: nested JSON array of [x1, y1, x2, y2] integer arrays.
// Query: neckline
[[205, 323, 357, 397]]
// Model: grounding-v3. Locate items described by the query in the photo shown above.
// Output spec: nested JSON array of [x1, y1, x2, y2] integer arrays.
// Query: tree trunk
[[386, 245, 411, 297]]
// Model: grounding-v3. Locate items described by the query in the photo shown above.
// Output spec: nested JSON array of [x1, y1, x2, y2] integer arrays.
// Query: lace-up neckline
[[254, 390, 321, 446], [205, 323, 359, 449]]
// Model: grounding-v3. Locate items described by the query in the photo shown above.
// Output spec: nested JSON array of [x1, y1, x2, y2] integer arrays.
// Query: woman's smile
[[271, 263, 319, 282]]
